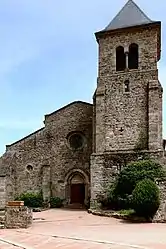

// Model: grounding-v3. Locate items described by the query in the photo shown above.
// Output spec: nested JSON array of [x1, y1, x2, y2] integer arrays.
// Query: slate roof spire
[[105, 0, 154, 31]]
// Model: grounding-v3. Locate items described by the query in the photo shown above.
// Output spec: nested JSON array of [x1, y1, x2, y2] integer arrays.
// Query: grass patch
[[116, 209, 151, 223], [117, 209, 135, 216]]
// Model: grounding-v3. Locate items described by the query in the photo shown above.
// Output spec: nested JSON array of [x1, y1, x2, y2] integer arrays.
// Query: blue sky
[[0, 0, 166, 155]]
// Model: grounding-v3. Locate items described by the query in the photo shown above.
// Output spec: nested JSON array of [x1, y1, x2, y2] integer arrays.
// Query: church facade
[[0, 0, 165, 208]]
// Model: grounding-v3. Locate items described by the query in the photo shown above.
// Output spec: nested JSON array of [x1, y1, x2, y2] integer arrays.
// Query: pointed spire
[[105, 0, 154, 31]]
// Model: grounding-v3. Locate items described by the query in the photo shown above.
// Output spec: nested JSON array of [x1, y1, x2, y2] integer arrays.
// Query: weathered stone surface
[[91, 151, 164, 202], [94, 27, 162, 153], [153, 181, 166, 223], [0, 176, 6, 209], [33, 207, 42, 212], [0, 102, 92, 206], [5, 206, 33, 229], [90, 4, 164, 220]]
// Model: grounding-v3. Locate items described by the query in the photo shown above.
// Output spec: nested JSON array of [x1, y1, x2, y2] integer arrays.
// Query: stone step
[[0, 224, 5, 229], [0, 209, 5, 228], [0, 216, 5, 222], [65, 203, 85, 209], [0, 210, 5, 216]]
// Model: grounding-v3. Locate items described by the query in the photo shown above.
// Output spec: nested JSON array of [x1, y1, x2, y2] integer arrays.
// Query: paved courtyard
[[0, 209, 166, 248]]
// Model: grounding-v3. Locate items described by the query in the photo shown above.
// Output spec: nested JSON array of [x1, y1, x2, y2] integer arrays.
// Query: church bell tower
[[91, 0, 163, 206]]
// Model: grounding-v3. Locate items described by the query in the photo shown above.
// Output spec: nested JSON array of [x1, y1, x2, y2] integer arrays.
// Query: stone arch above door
[[65, 169, 89, 185], [65, 169, 90, 206], [71, 174, 84, 184]]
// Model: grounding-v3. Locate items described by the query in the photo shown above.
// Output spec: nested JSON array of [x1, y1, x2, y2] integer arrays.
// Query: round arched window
[[68, 133, 85, 150], [26, 165, 33, 171]]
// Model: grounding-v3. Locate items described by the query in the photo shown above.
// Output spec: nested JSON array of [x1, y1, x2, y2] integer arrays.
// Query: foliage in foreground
[[117, 209, 135, 216], [16, 192, 64, 208], [16, 192, 43, 208], [132, 179, 160, 219], [50, 197, 64, 208], [114, 160, 165, 197], [98, 160, 164, 213]]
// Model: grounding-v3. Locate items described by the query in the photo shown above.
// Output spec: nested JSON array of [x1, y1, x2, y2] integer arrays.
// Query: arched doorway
[[65, 169, 89, 206], [70, 174, 85, 204]]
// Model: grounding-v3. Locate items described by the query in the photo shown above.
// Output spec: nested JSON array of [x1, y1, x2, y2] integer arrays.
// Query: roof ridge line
[[104, 0, 154, 31], [105, 0, 129, 30], [45, 100, 92, 117], [130, 0, 152, 22]]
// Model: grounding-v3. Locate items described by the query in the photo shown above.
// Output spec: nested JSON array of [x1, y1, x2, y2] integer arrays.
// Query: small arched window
[[116, 46, 126, 71], [128, 43, 138, 69], [124, 80, 130, 92]]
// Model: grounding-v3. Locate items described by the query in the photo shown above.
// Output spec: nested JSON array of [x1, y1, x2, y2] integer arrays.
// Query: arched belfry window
[[116, 46, 126, 71], [128, 43, 138, 69]]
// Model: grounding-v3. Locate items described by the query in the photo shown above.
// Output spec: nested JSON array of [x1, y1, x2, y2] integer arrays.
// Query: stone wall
[[98, 27, 158, 76], [1, 101, 93, 204], [104, 70, 156, 151], [90, 151, 164, 207], [153, 181, 166, 223], [148, 80, 163, 150], [44, 101, 92, 202], [5, 205, 33, 229], [94, 25, 162, 153], [0, 176, 6, 209], [5, 128, 47, 197], [42, 165, 51, 202], [91, 21, 164, 213], [0, 151, 17, 201]]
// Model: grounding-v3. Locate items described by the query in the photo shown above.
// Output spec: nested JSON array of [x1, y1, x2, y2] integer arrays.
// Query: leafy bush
[[132, 179, 160, 219], [102, 160, 165, 210], [96, 193, 110, 208], [108, 182, 131, 209], [107, 193, 132, 210], [114, 160, 165, 198], [96, 184, 131, 210], [50, 197, 63, 208], [16, 192, 43, 208]]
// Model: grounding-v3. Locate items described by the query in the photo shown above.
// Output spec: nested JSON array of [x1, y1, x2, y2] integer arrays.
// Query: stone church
[[0, 0, 165, 209]]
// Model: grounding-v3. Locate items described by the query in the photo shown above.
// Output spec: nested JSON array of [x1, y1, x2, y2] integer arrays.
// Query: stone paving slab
[[0, 234, 137, 249], [0, 240, 22, 248], [0, 209, 166, 249], [0, 233, 139, 249]]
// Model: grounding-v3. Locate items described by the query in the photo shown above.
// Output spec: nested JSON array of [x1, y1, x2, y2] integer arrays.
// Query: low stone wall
[[88, 209, 152, 223], [88, 206, 166, 223], [5, 205, 33, 229], [153, 181, 166, 223]]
